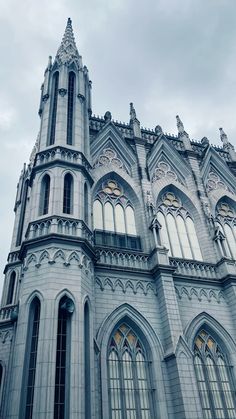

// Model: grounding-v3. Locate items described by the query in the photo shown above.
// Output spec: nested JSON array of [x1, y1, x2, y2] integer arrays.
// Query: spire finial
[[219, 127, 229, 146], [129, 102, 141, 138], [130, 102, 137, 120], [55, 18, 81, 67], [176, 115, 185, 134]]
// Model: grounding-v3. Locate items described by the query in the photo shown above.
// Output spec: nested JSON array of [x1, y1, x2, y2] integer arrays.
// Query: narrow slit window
[[63, 174, 73, 214], [6, 271, 16, 305], [49, 72, 59, 146], [67, 72, 75, 145], [39, 174, 50, 215]]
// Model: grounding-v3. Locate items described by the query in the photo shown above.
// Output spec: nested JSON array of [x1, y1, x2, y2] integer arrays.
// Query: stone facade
[[1, 18, 236, 419]]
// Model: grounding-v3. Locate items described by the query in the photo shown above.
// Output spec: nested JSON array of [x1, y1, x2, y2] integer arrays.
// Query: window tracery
[[215, 202, 236, 259], [157, 192, 202, 260], [194, 330, 236, 418], [93, 180, 137, 236], [108, 323, 153, 419]]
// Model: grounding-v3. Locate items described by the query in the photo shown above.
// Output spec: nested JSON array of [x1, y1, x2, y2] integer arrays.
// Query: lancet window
[[49, 72, 59, 146], [24, 298, 41, 419], [54, 296, 73, 419], [156, 192, 202, 260], [194, 330, 236, 418], [93, 180, 137, 235], [108, 323, 153, 419], [63, 173, 73, 214], [39, 174, 50, 215], [215, 202, 236, 259], [6, 271, 16, 305], [67, 72, 75, 145]]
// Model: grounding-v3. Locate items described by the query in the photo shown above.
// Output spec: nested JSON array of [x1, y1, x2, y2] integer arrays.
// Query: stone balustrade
[[96, 249, 149, 270], [0, 304, 18, 322], [25, 217, 93, 245], [35, 147, 91, 171], [169, 258, 217, 280]]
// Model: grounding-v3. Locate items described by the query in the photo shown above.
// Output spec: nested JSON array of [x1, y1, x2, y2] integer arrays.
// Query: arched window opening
[[108, 323, 153, 419], [54, 296, 74, 419], [67, 72, 75, 145], [194, 330, 236, 418], [157, 192, 202, 260], [39, 174, 50, 215], [84, 183, 89, 224], [84, 302, 91, 418], [93, 180, 140, 250], [16, 180, 28, 247], [63, 174, 73, 214], [216, 202, 236, 259], [24, 298, 41, 419], [0, 364, 3, 396], [6, 271, 16, 305], [49, 72, 59, 146]]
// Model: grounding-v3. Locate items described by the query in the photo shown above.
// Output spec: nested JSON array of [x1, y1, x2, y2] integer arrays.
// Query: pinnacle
[[55, 18, 81, 67]]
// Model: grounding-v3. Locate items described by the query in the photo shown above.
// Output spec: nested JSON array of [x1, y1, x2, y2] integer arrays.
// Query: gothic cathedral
[[1, 18, 236, 419]]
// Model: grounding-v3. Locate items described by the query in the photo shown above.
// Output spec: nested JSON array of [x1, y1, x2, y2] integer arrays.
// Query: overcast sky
[[1, 0, 236, 294]]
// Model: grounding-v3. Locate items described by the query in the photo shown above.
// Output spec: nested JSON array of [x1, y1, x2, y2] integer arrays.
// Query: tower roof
[[55, 18, 81, 67]]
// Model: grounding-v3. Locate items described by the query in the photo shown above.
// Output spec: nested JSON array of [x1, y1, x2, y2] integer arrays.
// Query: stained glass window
[[157, 192, 202, 260], [93, 180, 137, 235], [194, 330, 236, 418], [108, 324, 153, 419], [216, 202, 236, 260]]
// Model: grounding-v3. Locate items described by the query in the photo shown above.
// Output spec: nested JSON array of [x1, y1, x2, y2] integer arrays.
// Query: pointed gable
[[91, 121, 137, 175], [201, 146, 236, 195], [148, 135, 191, 186]]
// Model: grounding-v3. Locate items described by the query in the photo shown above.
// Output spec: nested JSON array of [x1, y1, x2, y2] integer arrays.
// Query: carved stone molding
[[24, 248, 93, 275], [175, 285, 226, 304], [95, 277, 157, 296], [0, 329, 13, 344]]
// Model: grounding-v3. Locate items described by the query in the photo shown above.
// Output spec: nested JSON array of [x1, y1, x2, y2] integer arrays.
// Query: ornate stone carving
[[0, 329, 13, 343], [152, 161, 181, 184], [58, 88, 67, 97], [29, 133, 39, 165], [96, 277, 157, 296], [104, 111, 112, 122], [55, 18, 81, 67], [77, 93, 85, 102], [93, 148, 129, 174], [42, 93, 49, 102], [206, 171, 229, 192]]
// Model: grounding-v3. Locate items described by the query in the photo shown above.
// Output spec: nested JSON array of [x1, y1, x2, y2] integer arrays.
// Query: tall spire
[[55, 18, 81, 67]]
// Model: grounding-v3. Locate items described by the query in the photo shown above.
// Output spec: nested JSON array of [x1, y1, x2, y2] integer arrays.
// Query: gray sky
[[1, 0, 236, 294]]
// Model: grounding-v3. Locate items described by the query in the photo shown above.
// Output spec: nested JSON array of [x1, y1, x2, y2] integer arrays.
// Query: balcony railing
[[0, 304, 18, 322], [94, 230, 142, 251]]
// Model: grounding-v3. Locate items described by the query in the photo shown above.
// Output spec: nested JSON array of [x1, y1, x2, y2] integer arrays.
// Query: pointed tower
[[0, 19, 94, 418]]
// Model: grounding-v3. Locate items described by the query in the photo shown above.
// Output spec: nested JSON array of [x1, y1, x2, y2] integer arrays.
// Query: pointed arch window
[[23, 298, 41, 419], [54, 296, 74, 419], [6, 271, 16, 305], [157, 192, 202, 260], [63, 173, 73, 214], [39, 174, 50, 215], [108, 323, 153, 419], [93, 180, 140, 250], [49, 72, 59, 146], [84, 302, 91, 418], [93, 180, 137, 235], [67, 72, 75, 145], [84, 183, 89, 224], [216, 202, 236, 259], [194, 330, 236, 418]]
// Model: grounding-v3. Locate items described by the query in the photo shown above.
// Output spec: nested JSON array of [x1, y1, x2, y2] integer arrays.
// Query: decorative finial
[[48, 56, 52, 68], [155, 125, 163, 136], [219, 127, 229, 146], [55, 18, 81, 67], [176, 115, 185, 134], [104, 111, 112, 122], [201, 137, 209, 147], [130, 102, 137, 120]]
